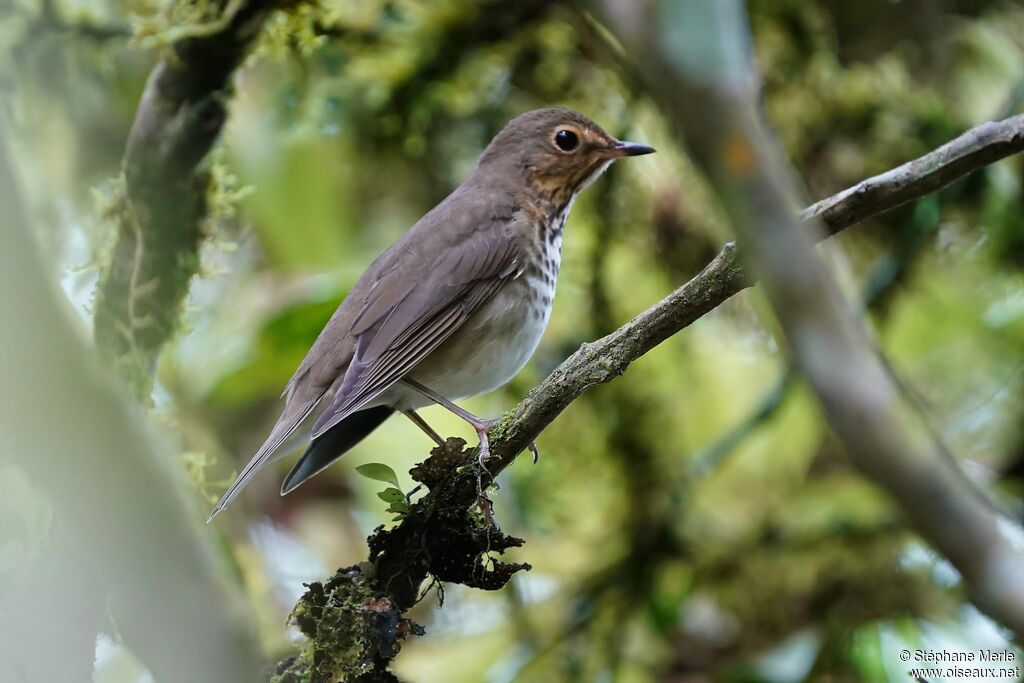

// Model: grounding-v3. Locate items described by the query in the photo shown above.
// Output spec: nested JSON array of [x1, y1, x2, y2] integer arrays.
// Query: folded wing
[[311, 227, 519, 438], [209, 197, 521, 520]]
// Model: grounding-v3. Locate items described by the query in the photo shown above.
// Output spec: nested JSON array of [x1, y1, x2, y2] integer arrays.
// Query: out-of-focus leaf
[[229, 123, 356, 269], [205, 296, 341, 408]]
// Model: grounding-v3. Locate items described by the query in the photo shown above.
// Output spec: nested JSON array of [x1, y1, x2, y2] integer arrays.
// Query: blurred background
[[2, 0, 1024, 681]]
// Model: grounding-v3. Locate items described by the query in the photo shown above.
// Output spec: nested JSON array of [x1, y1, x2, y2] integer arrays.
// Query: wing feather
[[209, 185, 522, 519], [208, 390, 326, 520], [310, 232, 516, 439]]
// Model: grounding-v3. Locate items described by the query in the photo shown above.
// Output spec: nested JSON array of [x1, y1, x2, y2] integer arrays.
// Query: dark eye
[[554, 129, 579, 151]]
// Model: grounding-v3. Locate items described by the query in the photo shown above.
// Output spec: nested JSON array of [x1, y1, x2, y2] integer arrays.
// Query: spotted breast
[[207, 107, 657, 518], [381, 206, 564, 411]]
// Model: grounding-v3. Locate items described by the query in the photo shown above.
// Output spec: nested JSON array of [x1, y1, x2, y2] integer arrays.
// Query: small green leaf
[[376, 487, 406, 503], [356, 463, 401, 489], [388, 498, 411, 519]]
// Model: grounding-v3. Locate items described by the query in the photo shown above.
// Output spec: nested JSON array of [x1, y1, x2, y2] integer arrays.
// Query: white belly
[[404, 281, 551, 406], [368, 273, 554, 412], [435, 290, 549, 396], [372, 218, 564, 411]]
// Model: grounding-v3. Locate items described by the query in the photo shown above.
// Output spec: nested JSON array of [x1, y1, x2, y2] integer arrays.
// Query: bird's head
[[475, 107, 655, 203]]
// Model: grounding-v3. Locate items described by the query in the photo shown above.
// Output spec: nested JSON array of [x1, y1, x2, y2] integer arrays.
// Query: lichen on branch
[[273, 110, 1024, 677], [273, 438, 531, 681], [93, 0, 279, 396]]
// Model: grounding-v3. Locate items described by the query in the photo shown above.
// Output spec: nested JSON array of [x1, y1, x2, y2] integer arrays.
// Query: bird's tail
[[280, 406, 395, 495], [208, 395, 325, 522]]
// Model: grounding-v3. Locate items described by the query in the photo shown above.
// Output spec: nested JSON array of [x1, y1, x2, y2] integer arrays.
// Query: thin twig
[[804, 115, 1024, 234]]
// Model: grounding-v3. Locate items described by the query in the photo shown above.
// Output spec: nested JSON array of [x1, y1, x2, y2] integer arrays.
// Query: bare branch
[[805, 114, 1024, 233]]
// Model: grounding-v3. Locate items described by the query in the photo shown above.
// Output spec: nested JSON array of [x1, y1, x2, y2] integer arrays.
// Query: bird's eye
[[554, 129, 579, 152]]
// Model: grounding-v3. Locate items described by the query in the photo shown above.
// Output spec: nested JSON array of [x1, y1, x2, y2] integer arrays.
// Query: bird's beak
[[611, 140, 657, 157]]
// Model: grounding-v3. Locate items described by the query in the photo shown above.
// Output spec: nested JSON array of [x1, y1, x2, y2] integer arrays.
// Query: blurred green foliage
[[3, 0, 1024, 681]]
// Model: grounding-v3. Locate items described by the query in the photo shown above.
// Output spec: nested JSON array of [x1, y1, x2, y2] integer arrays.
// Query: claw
[[474, 424, 498, 517], [477, 427, 492, 465]]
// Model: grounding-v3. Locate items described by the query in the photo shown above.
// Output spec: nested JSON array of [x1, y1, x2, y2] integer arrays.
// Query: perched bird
[[210, 107, 654, 519]]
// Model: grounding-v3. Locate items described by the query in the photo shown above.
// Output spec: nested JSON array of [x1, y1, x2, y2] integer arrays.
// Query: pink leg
[[401, 378, 542, 521], [402, 409, 445, 447], [401, 378, 500, 467], [401, 378, 541, 465]]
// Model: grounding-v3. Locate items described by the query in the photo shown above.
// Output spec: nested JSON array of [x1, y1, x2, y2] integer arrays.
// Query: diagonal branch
[[593, 0, 1024, 638], [483, 111, 1024, 479], [278, 111, 1024, 676], [93, 0, 279, 396], [804, 114, 1024, 232]]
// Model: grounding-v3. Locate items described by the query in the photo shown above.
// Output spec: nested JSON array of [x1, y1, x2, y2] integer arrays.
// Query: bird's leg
[[401, 378, 499, 466], [401, 378, 540, 522], [401, 378, 542, 465], [401, 379, 510, 522], [402, 409, 445, 447]]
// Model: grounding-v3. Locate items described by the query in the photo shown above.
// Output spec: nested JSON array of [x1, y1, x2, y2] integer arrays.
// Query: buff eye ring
[[553, 129, 580, 152]]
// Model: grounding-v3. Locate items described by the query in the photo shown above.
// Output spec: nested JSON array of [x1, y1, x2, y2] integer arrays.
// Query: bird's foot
[[472, 417, 499, 468], [398, 379, 540, 520], [471, 419, 538, 484], [472, 417, 499, 501], [468, 417, 501, 524]]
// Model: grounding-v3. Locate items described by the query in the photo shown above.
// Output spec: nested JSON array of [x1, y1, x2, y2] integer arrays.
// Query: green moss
[[133, 0, 246, 49], [285, 567, 424, 682], [203, 146, 254, 235], [253, 3, 332, 62]]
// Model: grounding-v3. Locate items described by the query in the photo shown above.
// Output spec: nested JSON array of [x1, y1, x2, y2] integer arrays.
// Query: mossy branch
[[274, 109, 1024, 678], [93, 0, 278, 397], [1, 131, 263, 683]]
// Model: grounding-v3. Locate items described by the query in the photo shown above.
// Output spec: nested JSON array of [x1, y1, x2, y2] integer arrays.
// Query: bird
[[209, 107, 655, 520]]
